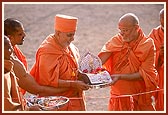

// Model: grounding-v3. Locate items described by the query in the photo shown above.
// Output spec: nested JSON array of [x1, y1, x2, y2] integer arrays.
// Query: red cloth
[[98, 28, 158, 111], [30, 34, 85, 111]]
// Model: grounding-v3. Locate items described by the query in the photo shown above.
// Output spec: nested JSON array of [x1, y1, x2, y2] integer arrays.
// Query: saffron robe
[[4, 72, 24, 111], [13, 45, 28, 95], [30, 34, 85, 111], [148, 26, 164, 111], [98, 29, 158, 111]]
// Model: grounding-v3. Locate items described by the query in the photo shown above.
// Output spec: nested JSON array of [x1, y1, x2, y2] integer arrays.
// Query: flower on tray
[[82, 67, 106, 74]]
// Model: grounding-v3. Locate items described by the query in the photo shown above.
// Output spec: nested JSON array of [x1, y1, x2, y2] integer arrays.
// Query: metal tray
[[26, 96, 69, 111], [90, 81, 112, 89]]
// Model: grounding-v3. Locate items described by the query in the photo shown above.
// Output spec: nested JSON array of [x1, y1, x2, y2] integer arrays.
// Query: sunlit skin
[[160, 9, 164, 29], [118, 15, 139, 43], [8, 25, 26, 46], [4, 36, 14, 73], [4, 36, 13, 60], [54, 30, 75, 48]]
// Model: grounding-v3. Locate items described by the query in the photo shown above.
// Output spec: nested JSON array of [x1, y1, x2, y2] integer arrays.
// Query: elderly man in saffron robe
[[148, 8, 164, 111], [98, 13, 159, 111], [30, 14, 90, 111]]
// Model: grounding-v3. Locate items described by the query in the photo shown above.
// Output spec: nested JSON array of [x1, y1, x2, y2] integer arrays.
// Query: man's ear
[[7, 35, 13, 40], [55, 30, 61, 36], [7, 35, 15, 45], [135, 25, 139, 29], [135, 25, 140, 32]]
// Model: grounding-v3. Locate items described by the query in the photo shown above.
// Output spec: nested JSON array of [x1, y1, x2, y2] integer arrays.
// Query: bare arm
[[98, 52, 112, 64], [20, 73, 69, 96], [4, 60, 14, 73], [119, 72, 143, 80], [12, 59, 68, 96], [58, 79, 91, 91], [111, 72, 143, 85]]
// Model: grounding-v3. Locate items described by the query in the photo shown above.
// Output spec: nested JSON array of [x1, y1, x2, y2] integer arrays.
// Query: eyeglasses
[[60, 31, 75, 38], [118, 26, 135, 34], [66, 33, 75, 37]]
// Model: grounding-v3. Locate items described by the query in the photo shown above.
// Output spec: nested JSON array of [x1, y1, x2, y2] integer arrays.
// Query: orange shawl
[[30, 34, 85, 111], [148, 26, 164, 111], [99, 29, 158, 111]]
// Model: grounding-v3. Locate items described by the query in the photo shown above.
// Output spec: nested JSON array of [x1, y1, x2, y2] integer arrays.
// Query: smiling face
[[55, 30, 76, 48]]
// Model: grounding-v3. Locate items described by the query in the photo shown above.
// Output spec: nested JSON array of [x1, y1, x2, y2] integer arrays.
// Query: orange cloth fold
[[148, 26, 164, 111], [4, 72, 24, 111], [99, 28, 158, 111], [30, 34, 85, 111]]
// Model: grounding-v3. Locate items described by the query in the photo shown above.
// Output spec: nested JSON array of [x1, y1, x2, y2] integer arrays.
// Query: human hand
[[77, 72, 91, 84], [72, 80, 91, 91], [109, 74, 121, 85], [4, 59, 14, 73], [28, 104, 42, 111]]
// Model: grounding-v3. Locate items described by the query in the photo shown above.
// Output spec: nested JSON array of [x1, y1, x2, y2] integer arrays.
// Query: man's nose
[[70, 36, 74, 41], [23, 31, 26, 37], [119, 31, 124, 36]]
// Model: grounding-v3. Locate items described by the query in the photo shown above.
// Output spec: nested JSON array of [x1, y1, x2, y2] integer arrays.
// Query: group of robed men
[[3, 8, 164, 111]]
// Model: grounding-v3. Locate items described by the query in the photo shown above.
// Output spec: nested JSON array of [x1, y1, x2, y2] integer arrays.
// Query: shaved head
[[119, 13, 139, 27], [159, 8, 164, 17], [4, 35, 13, 60], [4, 18, 22, 36], [159, 8, 164, 28], [118, 13, 140, 42]]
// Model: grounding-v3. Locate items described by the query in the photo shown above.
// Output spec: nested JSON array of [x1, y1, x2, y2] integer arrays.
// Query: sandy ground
[[3, 2, 164, 111]]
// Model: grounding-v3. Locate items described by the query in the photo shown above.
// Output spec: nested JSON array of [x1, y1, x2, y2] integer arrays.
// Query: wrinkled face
[[9, 25, 26, 46], [4, 38, 13, 60], [118, 21, 139, 43], [56, 31, 75, 48]]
